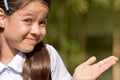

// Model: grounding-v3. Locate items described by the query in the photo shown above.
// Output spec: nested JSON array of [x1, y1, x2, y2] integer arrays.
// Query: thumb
[[84, 56, 97, 65]]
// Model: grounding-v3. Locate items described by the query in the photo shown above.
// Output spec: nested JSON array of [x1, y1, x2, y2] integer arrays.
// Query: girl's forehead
[[21, 1, 48, 12]]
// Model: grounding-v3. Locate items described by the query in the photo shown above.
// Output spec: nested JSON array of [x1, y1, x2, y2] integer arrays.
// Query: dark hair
[[0, 0, 51, 80], [0, 0, 50, 15], [24, 42, 51, 80]]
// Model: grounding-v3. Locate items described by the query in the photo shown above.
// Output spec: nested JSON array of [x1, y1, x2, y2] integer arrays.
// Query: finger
[[95, 56, 118, 73], [96, 56, 118, 66], [84, 56, 97, 65]]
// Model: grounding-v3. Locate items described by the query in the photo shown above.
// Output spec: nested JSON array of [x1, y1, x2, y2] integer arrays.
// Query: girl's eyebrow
[[23, 13, 37, 17], [23, 13, 48, 19]]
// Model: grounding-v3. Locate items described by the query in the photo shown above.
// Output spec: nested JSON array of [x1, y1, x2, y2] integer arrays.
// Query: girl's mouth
[[26, 38, 38, 44]]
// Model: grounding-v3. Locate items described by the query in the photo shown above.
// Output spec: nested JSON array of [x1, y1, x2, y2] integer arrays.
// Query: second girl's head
[[0, 0, 50, 53]]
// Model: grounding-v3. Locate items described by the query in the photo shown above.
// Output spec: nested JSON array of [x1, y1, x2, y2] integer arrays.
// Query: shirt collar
[[8, 51, 26, 73], [0, 62, 7, 73]]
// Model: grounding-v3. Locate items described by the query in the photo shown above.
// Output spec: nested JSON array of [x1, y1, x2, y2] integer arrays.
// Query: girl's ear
[[0, 8, 6, 28]]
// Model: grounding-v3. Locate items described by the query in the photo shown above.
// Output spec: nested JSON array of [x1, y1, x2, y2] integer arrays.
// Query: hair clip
[[4, 0, 9, 11]]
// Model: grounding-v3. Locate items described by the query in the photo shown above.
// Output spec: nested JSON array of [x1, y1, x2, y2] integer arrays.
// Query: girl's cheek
[[40, 28, 46, 40], [43, 28, 47, 36], [20, 26, 31, 33]]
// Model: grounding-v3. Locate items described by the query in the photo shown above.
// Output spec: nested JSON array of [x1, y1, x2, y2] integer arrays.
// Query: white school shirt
[[0, 44, 72, 80]]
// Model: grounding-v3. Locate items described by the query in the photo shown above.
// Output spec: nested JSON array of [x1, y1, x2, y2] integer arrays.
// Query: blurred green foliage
[[43, 0, 120, 80]]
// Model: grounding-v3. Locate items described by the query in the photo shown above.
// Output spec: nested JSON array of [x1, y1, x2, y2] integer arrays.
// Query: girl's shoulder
[[45, 44, 60, 73], [45, 44, 60, 58], [45, 44, 72, 80]]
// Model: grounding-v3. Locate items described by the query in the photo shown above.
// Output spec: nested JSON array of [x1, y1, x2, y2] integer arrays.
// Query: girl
[[0, 0, 118, 80]]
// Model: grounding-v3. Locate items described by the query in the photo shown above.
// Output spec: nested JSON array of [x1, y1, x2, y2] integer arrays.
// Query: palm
[[72, 56, 118, 80]]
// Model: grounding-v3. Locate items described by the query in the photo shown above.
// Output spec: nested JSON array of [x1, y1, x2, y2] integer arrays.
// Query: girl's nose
[[30, 24, 40, 36]]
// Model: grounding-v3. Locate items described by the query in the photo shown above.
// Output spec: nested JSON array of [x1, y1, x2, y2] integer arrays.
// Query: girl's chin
[[20, 47, 34, 53], [23, 50, 33, 53]]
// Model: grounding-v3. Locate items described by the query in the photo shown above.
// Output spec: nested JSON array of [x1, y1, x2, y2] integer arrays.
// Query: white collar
[[0, 51, 26, 73]]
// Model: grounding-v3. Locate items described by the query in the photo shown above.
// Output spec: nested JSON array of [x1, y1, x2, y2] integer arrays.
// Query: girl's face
[[2, 1, 48, 53]]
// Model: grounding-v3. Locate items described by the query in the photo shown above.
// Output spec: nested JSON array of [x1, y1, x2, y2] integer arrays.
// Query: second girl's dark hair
[[0, 0, 51, 80]]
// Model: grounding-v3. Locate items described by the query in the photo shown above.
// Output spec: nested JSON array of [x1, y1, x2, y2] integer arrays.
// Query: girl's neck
[[0, 43, 18, 66], [0, 34, 18, 65], [0, 48, 18, 65]]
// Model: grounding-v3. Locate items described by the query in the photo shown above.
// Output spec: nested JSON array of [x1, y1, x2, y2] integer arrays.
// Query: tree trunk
[[113, 30, 120, 80]]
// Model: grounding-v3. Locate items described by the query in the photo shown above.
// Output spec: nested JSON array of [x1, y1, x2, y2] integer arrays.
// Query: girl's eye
[[39, 20, 47, 25], [23, 18, 33, 23]]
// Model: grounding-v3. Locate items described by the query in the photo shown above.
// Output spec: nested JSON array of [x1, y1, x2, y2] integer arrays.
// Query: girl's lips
[[26, 38, 37, 41], [26, 38, 38, 44]]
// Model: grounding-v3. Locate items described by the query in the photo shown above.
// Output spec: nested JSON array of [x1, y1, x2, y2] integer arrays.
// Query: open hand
[[72, 56, 118, 80]]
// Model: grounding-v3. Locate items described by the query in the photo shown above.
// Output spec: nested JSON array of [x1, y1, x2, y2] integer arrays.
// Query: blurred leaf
[[113, 0, 120, 11], [68, 0, 112, 14], [68, 0, 89, 14], [93, 0, 111, 8]]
